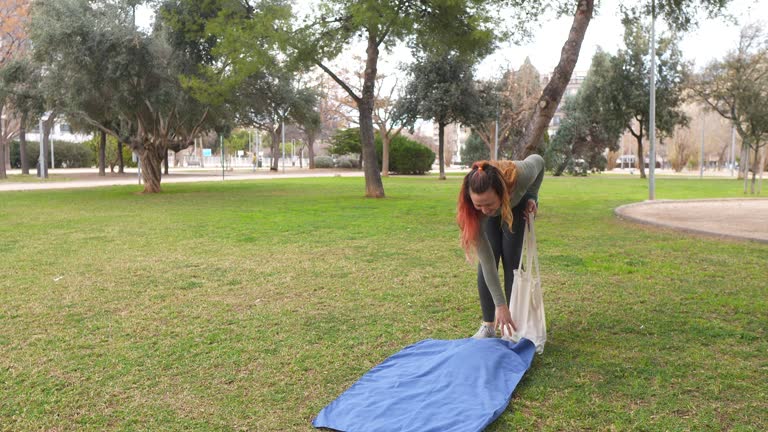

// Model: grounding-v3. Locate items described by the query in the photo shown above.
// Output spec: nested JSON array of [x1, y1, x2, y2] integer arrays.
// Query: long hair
[[456, 160, 518, 258]]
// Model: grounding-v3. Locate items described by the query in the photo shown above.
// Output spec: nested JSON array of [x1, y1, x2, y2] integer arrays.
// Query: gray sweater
[[476, 154, 544, 306]]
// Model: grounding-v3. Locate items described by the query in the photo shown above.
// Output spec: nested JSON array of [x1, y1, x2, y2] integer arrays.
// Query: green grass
[[0, 175, 765, 431]]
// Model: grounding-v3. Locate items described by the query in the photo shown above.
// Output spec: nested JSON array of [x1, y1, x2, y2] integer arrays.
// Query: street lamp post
[[37, 113, 50, 179], [256, 131, 261, 170], [648, 0, 657, 200], [281, 107, 291, 173]]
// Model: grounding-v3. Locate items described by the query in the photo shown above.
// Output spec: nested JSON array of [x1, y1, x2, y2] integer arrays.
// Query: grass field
[[0, 174, 766, 431]]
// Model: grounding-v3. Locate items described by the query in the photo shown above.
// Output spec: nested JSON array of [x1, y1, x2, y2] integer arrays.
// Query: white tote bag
[[503, 215, 546, 354]]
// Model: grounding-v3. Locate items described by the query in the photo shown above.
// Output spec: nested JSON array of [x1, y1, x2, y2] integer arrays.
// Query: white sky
[[137, 0, 767, 79], [476, 0, 767, 78]]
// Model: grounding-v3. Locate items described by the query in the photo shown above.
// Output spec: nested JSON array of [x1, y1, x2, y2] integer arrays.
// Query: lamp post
[[37, 112, 51, 179], [281, 107, 291, 173], [648, 0, 657, 200]]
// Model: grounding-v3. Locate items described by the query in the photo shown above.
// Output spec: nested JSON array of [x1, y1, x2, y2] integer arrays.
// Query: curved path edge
[[615, 198, 768, 244]]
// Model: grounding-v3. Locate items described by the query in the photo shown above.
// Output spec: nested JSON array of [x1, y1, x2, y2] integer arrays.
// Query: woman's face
[[469, 189, 501, 216]]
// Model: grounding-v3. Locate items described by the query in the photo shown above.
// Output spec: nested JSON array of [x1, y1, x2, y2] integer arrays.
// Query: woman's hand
[[523, 199, 538, 222], [494, 305, 517, 337]]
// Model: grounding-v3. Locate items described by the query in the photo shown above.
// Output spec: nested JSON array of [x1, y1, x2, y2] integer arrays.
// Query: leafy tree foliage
[[292, 0, 507, 195], [460, 132, 490, 165], [544, 49, 625, 175], [0, 57, 44, 175], [29, 0, 214, 192], [395, 52, 481, 179], [328, 128, 362, 159]]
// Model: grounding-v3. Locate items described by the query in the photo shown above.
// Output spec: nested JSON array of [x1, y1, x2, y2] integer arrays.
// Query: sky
[[137, 0, 767, 79], [476, 0, 767, 78]]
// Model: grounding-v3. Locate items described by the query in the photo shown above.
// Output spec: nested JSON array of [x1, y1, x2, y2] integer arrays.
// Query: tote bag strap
[[528, 215, 540, 281], [516, 217, 530, 273]]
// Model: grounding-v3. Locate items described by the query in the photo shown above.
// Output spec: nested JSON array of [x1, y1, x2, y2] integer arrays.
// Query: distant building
[[26, 121, 92, 144]]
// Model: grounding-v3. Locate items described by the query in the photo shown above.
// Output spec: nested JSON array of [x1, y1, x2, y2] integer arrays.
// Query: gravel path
[[615, 199, 768, 243]]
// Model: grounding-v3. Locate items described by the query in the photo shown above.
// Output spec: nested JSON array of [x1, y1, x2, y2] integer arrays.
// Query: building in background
[[26, 121, 92, 144]]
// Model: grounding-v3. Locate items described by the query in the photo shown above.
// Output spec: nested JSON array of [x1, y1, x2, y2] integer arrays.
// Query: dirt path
[[0, 168, 364, 192], [615, 199, 768, 243]]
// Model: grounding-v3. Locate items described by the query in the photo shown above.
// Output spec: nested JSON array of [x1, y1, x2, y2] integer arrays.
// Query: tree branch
[[315, 61, 361, 104]]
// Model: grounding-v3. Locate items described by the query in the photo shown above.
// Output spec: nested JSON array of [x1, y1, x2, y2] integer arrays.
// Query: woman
[[456, 154, 545, 339]]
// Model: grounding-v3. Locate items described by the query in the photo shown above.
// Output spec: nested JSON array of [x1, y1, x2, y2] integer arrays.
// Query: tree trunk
[[117, 141, 125, 173], [491, 121, 498, 161], [758, 145, 765, 195], [99, 131, 107, 176], [0, 139, 5, 179], [637, 133, 646, 179], [139, 145, 163, 193], [750, 145, 759, 194], [270, 128, 280, 171], [438, 122, 446, 180], [360, 30, 385, 198], [742, 143, 749, 193], [0, 106, 6, 179], [521, 0, 594, 156], [381, 133, 391, 177], [308, 136, 316, 169], [19, 112, 29, 174], [555, 155, 571, 176], [164, 151, 169, 175]]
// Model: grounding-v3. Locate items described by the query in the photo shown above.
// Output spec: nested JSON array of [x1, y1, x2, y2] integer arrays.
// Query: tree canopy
[[396, 51, 482, 179]]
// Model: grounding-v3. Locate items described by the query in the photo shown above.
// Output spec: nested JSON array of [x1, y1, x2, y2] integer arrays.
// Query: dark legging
[[477, 199, 528, 322]]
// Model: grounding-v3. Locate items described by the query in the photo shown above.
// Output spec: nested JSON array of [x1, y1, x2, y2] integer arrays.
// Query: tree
[[396, 52, 481, 180], [0, 0, 29, 178], [460, 132, 490, 165], [292, 0, 502, 195], [372, 75, 406, 177], [571, 20, 688, 179], [30, 0, 212, 192], [545, 49, 625, 175], [667, 125, 695, 172], [231, 71, 319, 171], [328, 127, 363, 166], [470, 58, 542, 160], [691, 24, 768, 194], [0, 57, 44, 175], [520, 0, 734, 159]]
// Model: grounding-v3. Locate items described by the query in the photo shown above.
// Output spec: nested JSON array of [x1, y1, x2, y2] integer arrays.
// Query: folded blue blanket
[[313, 337, 536, 432]]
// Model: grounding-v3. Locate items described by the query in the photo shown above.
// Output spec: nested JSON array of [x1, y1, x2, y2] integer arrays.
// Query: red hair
[[456, 160, 518, 259]]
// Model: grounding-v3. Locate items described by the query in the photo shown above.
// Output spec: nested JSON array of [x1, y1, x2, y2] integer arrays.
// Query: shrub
[[314, 156, 334, 168], [85, 134, 138, 169], [10, 140, 95, 169], [336, 156, 360, 169], [376, 135, 435, 175], [54, 141, 94, 168]]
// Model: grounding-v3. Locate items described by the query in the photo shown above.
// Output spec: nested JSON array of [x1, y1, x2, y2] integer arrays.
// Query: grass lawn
[[0, 175, 766, 431]]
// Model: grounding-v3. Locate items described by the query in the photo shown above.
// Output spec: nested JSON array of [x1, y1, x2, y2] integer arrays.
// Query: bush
[[376, 135, 435, 175], [336, 156, 360, 169], [314, 156, 334, 168], [85, 134, 137, 169], [10, 140, 95, 169]]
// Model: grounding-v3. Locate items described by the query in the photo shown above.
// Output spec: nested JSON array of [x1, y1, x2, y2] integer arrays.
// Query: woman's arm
[[476, 220, 506, 307]]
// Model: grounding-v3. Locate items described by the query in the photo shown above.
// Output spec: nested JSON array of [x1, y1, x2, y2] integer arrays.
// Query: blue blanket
[[313, 337, 536, 432]]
